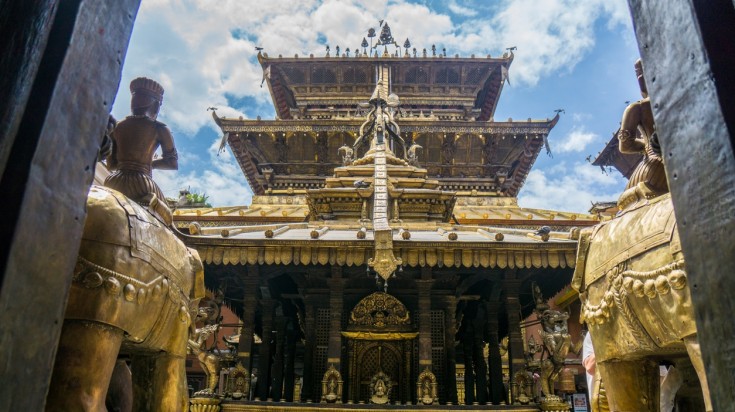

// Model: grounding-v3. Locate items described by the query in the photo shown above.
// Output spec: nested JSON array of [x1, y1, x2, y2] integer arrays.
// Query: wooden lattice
[[282, 67, 305, 84], [435, 67, 460, 84], [405, 66, 428, 84], [311, 67, 336, 84], [313, 308, 330, 400], [357, 344, 401, 403], [431, 310, 446, 403], [465, 67, 489, 85]]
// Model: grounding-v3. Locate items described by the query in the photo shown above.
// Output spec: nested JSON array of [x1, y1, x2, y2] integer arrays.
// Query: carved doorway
[[342, 292, 417, 404], [351, 340, 413, 403]]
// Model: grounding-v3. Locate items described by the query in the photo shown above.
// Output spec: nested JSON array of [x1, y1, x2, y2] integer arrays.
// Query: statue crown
[[130, 77, 164, 101]]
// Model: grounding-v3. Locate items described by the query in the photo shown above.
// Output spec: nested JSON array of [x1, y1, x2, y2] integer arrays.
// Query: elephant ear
[[189, 249, 206, 301], [571, 229, 593, 293]]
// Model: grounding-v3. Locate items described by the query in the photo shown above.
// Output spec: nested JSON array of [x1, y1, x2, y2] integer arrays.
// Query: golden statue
[[416, 368, 438, 405], [370, 371, 392, 405], [188, 308, 222, 397], [46, 83, 205, 411], [105, 77, 178, 225], [320, 364, 343, 403], [618, 59, 668, 197], [572, 60, 711, 412]]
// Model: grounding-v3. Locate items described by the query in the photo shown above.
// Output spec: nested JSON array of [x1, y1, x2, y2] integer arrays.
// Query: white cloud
[[448, 0, 478, 17], [518, 163, 626, 213], [153, 138, 253, 206], [452, 0, 632, 85], [112, 0, 634, 207], [556, 127, 600, 153], [114, 0, 633, 134]]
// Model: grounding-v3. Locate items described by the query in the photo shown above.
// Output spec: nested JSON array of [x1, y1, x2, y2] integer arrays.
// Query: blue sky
[[111, 0, 641, 213]]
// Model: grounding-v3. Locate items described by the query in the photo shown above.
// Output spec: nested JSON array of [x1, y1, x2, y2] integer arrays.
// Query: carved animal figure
[[47, 185, 204, 412], [572, 184, 711, 412], [406, 143, 422, 166]]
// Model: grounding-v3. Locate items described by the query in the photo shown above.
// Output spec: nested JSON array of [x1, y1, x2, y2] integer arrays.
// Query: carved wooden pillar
[[270, 313, 287, 401], [463, 332, 475, 405], [301, 295, 318, 402], [257, 298, 276, 401], [504, 275, 525, 404], [283, 321, 297, 402], [472, 312, 488, 405], [327, 266, 344, 387], [237, 267, 259, 391], [417, 268, 433, 371], [486, 299, 505, 405], [444, 296, 458, 404]]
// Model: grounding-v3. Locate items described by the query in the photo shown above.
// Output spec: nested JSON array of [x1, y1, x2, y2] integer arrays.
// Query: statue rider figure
[[105, 77, 178, 224], [618, 59, 668, 197]]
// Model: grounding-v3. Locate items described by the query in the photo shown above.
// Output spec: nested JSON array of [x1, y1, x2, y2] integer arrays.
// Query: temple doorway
[[342, 292, 417, 404]]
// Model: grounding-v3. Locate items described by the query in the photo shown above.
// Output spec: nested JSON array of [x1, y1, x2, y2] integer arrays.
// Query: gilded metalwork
[[618, 60, 668, 196], [320, 364, 343, 403], [369, 371, 392, 404], [47, 186, 205, 412], [188, 307, 223, 397], [348, 292, 410, 328], [105, 77, 178, 225], [416, 368, 438, 405], [573, 62, 712, 411], [190, 397, 221, 412], [229, 363, 250, 400]]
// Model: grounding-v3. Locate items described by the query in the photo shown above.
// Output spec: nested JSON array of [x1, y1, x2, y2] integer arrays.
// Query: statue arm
[[618, 102, 645, 154], [107, 131, 119, 170], [152, 124, 178, 170]]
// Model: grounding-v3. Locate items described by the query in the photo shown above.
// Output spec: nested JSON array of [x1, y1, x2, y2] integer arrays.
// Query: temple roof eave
[[185, 236, 579, 269], [215, 118, 558, 135]]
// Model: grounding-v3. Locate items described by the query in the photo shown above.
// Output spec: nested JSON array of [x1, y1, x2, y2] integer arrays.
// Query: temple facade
[[176, 24, 597, 410]]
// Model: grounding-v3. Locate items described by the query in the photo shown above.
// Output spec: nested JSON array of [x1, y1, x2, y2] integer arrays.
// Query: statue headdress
[[130, 77, 164, 103]]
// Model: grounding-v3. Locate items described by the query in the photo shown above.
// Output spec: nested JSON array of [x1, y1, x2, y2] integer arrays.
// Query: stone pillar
[[417, 268, 433, 372], [270, 314, 287, 401], [444, 296, 458, 404], [301, 296, 318, 402], [237, 267, 259, 394], [463, 334, 475, 405], [486, 299, 505, 405], [504, 276, 525, 404], [257, 299, 276, 401], [283, 321, 297, 402], [327, 266, 344, 396]]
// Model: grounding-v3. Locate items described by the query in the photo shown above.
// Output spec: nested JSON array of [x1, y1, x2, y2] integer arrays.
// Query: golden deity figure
[[105, 77, 178, 224], [188, 308, 222, 397], [617, 59, 668, 197]]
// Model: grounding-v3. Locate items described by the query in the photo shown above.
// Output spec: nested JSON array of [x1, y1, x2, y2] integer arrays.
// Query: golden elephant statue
[[47, 186, 204, 412], [572, 184, 711, 412]]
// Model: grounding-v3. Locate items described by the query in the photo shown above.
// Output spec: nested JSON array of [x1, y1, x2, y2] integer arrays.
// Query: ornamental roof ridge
[[255, 20, 515, 62]]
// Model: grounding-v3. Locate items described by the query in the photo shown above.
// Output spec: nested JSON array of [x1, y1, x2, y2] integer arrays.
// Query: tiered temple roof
[[212, 35, 559, 198]]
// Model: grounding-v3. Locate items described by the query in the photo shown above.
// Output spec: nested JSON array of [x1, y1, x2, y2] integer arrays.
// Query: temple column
[[270, 313, 287, 401], [236, 266, 259, 398], [472, 316, 488, 405], [504, 274, 525, 404], [327, 266, 344, 369], [463, 331, 475, 405], [417, 268, 433, 373], [443, 296, 458, 405], [301, 295, 318, 402], [283, 321, 297, 402], [486, 299, 505, 405], [257, 298, 276, 401]]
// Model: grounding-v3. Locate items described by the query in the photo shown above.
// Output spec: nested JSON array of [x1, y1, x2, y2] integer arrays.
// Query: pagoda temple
[[176, 24, 597, 410]]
